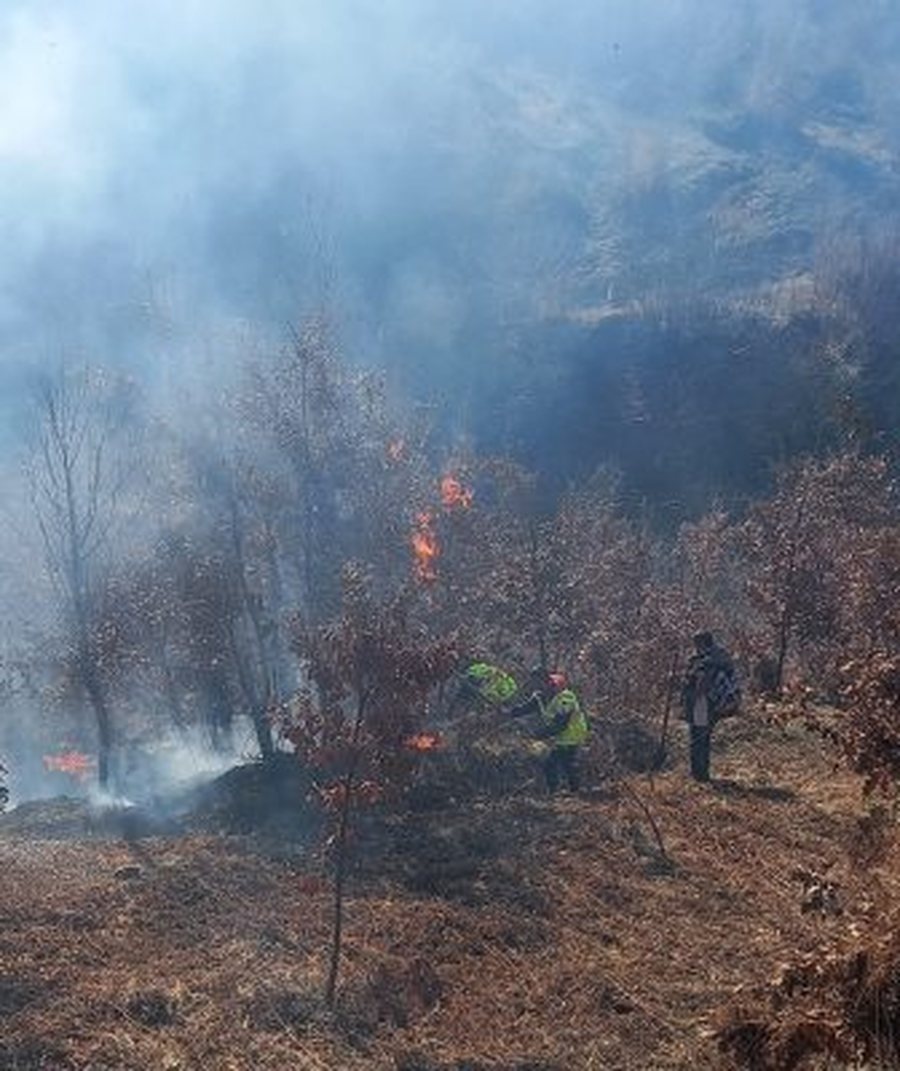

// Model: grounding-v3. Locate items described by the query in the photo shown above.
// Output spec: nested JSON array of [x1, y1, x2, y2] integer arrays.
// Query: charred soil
[[0, 717, 876, 1070]]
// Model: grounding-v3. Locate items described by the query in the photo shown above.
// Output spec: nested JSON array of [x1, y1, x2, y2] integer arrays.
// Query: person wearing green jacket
[[509, 666, 589, 793], [458, 661, 520, 711]]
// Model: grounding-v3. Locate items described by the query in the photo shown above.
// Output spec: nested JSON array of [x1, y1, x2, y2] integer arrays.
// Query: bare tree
[[28, 366, 137, 789]]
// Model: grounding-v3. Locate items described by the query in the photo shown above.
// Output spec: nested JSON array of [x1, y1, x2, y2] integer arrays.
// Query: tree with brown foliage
[[237, 316, 424, 620], [82, 533, 247, 758], [737, 452, 894, 696], [288, 565, 458, 1006], [813, 652, 900, 799]]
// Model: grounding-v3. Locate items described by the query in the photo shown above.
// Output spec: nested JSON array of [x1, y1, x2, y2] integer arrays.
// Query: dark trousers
[[543, 746, 580, 793], [690, 724, 712, 782]]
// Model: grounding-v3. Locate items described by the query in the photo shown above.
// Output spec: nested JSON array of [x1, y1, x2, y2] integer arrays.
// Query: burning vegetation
[[42, 750, 97, 782], [410, 510, 440, 584], [4, 313, 900, 1070], [402, 731, 445, 752]]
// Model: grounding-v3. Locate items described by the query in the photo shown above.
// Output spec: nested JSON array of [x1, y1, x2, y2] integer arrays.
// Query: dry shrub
[[835, 652, 900, 796], [719, 925, 900, 1069]]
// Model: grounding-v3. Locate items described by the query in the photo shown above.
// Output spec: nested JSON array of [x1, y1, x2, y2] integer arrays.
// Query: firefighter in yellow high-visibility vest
[[509, 666, 589, 793]]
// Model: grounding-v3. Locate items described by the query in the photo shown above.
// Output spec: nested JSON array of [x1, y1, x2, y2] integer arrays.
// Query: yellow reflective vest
[[541, 688, 589, 747]]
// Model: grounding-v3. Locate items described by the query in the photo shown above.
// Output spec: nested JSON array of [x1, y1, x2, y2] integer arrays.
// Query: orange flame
[[440, 473, 473, 511], [43, 750, 96, 780], [403, 731, 445, 752], [411, 510, 440, 583]]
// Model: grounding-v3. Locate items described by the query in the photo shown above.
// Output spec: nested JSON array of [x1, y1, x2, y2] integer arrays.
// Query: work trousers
[[689, 724, 712, 782], [543, 745, 580, 793]]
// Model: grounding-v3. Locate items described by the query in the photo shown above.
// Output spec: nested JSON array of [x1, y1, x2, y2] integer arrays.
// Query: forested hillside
[[4, 4, 900, 1069]]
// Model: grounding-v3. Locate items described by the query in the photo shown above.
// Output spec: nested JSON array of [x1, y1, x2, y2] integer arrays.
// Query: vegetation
[[4, 244, 900, 1071], [287, 565, 458, 1004], [3, 291, 900, 793], [7, 7, 900, 1068]]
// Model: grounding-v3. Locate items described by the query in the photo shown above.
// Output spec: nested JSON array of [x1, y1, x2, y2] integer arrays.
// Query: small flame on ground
[[440, 473, 473, 510], [43, 750, 96, 781], [403, 731, 445, 752], [411, 510, 440, 583]]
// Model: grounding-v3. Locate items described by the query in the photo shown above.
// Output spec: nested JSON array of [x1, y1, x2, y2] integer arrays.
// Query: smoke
[[2, 1, 900, 802], [5, 721, 259, 811], [114, 720, 261, 804], [2, 0, 895, 412]]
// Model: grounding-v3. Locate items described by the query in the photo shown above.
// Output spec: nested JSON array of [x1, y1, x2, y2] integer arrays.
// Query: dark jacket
[[681, 643, 739, 724]]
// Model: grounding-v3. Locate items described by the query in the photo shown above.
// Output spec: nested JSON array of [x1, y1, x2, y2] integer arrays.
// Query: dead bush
[[719, 925, 900, 1069]]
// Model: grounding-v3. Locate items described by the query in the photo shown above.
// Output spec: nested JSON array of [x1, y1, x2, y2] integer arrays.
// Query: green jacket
[[465, 662, 519, 706]]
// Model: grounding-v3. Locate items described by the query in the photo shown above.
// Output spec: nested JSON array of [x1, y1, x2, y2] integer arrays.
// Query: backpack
[[709, 663, 741, 719]]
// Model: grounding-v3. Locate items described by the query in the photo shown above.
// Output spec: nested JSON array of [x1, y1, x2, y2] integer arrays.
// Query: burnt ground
[[0, 717, 878, 1070]]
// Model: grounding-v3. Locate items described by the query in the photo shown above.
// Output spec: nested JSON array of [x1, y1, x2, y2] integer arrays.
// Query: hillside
[[3, 3, 900, 527], [0, 716, 877, 1071], [381, 8, 900, 501]]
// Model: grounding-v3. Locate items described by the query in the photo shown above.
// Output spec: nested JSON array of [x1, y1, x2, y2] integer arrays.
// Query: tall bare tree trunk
[[81, 655, 113, 789], [325, 691, 367, 1008], [30, 369, 132, 793]]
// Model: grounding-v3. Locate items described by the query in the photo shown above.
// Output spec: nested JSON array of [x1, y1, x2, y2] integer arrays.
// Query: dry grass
[[0, 715, 875, 1070]]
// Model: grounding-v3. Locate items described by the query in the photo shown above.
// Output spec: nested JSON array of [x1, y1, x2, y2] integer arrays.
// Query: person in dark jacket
[[681, 632, 739, 782], [509, 667, 589, 793]]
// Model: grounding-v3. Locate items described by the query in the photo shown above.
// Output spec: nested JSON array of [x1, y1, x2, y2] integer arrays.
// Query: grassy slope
[[0, 717, 874, 1071]]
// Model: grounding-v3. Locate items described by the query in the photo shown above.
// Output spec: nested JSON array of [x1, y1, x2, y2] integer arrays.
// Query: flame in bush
[[411, 510, 439, 583], [440, 473, 473, 511], [403, 731, 445, 752], [43, 750, 96, 780]]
